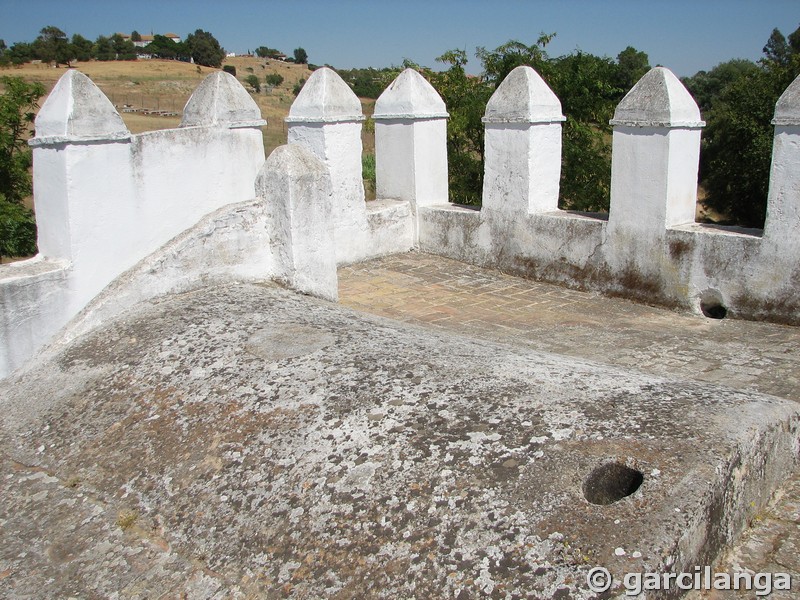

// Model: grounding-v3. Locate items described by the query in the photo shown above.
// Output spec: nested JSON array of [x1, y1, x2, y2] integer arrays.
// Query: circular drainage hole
[[700, 301, 727, 320], [699, 290, 728, 319], [583, 462, 644, 506]]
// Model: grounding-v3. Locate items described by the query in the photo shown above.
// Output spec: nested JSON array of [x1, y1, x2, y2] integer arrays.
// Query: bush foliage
[[0, 26, 226, 67], [683, 24, 800, 227], [418, 37, 647, 210], [0, 76, 44, 259], [265, 73, 284, 87]]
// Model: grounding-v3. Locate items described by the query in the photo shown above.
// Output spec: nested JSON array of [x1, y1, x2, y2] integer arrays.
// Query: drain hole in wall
[[699, 289, 727, 320], [583, 462, 644, 505], [700, 301, 727, 319]]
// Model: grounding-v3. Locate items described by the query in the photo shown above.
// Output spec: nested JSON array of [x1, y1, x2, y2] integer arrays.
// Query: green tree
[[763, 28, 790, 65], [34, 26, 75, 67], [0, 77, 45, 259], [682, 59, 760, 113], [6, 42, 33, 66], [338, 67, 403, 98], [131, 30, 142, 43], [145, 34, 182, 60], [223, 65, 237, 77], [0, 197, 37, 259], [687, 23, 800, 227], [71, 33, 94, 62], [699, 68, 781, 226], [185, 29, 225, 68], [293, 78, 306, 96], [293, 47, 308, 64], [476, 36, 554, 85], [426, 50, 492, 205], [265, 73, 284, 87], [255, 46, 282, 59], [429, 35, 636, 211], [93, 35, 115, 61], [550, 51, 622, 211], [615, 46, 650, 92], [111, 34, 137, 60], [0, 77, 45, 202], [245, 74, 261, 93]]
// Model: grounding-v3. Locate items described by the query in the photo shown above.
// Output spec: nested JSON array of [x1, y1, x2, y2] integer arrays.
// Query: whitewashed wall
[[3, 64, 800, 378], [0, 71, 267, 377], [419, 66, 800, 324]]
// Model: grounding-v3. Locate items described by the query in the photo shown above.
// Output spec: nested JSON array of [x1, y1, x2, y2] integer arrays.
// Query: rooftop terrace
[[1, 253, 798, 598]]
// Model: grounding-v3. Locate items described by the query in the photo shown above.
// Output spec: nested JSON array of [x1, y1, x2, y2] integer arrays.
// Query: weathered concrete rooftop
[[1, 253, 799, 599]]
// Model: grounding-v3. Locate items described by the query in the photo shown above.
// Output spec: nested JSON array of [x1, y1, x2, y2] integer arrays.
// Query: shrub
[[245, 74, 261, 93], [265, 73, 284, 87], [0, 194, 37, 259], [362, 153, 376, 199]]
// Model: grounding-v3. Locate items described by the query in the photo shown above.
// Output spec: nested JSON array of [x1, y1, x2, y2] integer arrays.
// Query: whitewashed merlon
[[30, 70, 131, 146], [286, 67, 365, 123], [482, 66, 565, 124], [373, 69, 449, 219], [481, 66, 563, 214], [258, 144, 337, 301], [181, 71, 266, 128], [285, 67, 366, 263], [610, 67, 705, 128], [772, 74, 800, 126], [764, 74, 800, 246], [373, 68, 449, 120], [607, 66, 703, 273]]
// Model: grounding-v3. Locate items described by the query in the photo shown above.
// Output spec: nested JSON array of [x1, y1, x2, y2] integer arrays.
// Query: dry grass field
[[2, 56, 375, 157]]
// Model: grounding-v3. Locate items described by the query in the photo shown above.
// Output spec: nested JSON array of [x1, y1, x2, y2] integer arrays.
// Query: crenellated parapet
[[4, 62, 800, 379], [285, 67, 368, 263], [764, 75, 800, 245], [30, 70, 131, 145], [180, 71, 267, 128], [606, 67, 705, 276], [1, 70, 267, 377], [286, 67, 413, 264], [419, 66, 800, 323]]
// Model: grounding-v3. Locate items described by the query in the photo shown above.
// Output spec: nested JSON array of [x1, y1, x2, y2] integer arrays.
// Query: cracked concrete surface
[[1, 267, 799, 599]]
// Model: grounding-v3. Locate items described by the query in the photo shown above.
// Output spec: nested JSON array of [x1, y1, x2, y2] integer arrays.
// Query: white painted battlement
[[417, 66, 800, 326], [2, 64, 800, 378], [1, 71, 268, 376]]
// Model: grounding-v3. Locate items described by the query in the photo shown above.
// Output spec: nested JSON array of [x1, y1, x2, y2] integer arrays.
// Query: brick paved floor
[[338, 251, 800, 598]]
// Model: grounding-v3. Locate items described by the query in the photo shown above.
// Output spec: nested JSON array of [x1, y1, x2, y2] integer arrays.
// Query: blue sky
[[1, 1, 798, 76]]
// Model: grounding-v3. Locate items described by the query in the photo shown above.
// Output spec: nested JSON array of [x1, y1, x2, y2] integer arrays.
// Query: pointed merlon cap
[[611, 67, 704, 128], [286, 67, 364, 123], [773, 74, 800, 126], [373, 68, 448, 120], [482, 66, 565, 124], [30, 70, 130, 146], [181, 71, 266, 128]]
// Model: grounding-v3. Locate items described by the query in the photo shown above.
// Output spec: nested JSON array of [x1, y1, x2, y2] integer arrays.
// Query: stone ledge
[[1, 282, 797, 598], [0, 256, 71, 282]]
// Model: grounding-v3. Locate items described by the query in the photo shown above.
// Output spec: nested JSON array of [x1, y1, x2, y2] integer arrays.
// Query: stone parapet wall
[[0, 71, 270, 377], [3, 63, 800, 378], [416, 67, 800, 324]]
